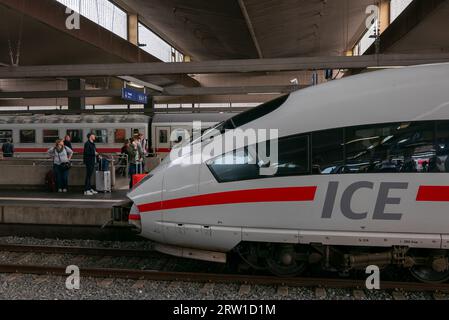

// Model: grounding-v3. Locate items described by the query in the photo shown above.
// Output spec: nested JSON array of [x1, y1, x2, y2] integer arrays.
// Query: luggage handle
[[135, 162, 143, 175]]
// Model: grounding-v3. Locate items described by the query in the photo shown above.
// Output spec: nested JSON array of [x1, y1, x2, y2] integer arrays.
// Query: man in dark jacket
[[83, 134, 99, 196], [2, 139, 14, 158], [64, 135, 73, 150]]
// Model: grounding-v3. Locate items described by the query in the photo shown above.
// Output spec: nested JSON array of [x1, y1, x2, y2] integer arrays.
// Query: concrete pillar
[[379, 0, 390, 34], [128, 14, 139, 46], [67, 79, 85, 111]]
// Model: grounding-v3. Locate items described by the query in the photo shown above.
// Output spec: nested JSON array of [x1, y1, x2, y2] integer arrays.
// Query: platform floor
[[0, 190, 130, 226], [0, 190, 128, 208]]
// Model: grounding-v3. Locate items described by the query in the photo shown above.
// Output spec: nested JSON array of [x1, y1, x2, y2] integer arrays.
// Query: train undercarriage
[[235, 242, 449, 283]]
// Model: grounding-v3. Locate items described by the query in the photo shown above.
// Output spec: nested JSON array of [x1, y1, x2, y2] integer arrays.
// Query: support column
[[128, 14, 139, 46], [67, 79, 85, 111], [144, 95, 155, 116]]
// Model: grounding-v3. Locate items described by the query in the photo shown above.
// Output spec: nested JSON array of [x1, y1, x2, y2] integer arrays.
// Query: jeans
[[85, 163, 95, 191], [129, 163, 143, 189], [53, 164, 69, 190]]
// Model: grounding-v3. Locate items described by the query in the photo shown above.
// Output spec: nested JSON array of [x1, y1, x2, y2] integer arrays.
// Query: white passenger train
[[0, 113, 232, 157], [124, 63, 449, 282], [0, 115, 150, 155], [151, 113, 233, 157]]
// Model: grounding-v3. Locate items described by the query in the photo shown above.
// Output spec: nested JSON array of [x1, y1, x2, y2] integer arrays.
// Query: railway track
[[1, 243, 449, 296], [0, 243, 159, 258]]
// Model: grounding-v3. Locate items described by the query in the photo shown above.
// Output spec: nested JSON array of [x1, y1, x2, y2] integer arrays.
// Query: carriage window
[[92, 129, 108, 144], [43, 129, 60, 144], [345, 121, 435, 173], [159, 130, 168, 144], [67, 130, 83, 143], [20, 130, 36, 144], [312, 128, 344, 174], [208, 134, 309, 183], [435, 121, 449, 172], [114, 129, 127, 144], [0, 130, 13, 143]]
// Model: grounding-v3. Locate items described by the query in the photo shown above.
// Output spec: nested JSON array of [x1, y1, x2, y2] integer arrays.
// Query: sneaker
[[58, 189, 63, 193], [84, 191, 94, 196], [90, 189, 99, 194], [63, 189, 68, 193]]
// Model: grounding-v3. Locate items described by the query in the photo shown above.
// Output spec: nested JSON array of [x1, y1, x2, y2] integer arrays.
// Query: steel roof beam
[[0, 54, 448, 79], [238, 0, 264, 59], [0, 85, 301, 99]]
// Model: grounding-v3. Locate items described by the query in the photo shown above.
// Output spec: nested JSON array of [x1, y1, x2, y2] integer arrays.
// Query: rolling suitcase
[[96, 158, 112, 193], [130, 162, 144, 188], [132, 173, 147, 187]]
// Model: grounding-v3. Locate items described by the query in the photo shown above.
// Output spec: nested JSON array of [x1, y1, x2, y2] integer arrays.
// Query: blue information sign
[[122, 88, 148, 104]]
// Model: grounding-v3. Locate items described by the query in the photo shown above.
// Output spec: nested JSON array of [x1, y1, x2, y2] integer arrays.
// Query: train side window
[[0, 130, 13, 143], [43, 129, 60, 144], [274, 135, 309, 176], [114, 129, 127, 144], [312, 128, 344, 174], [435, 121, 449, 172], [207, 134, 309, 183], [91, 129, 108, 144], [67, 130, 83, 143], [345, 121, 435, 173], [20, 130, 36, 144], [207, 147, 259, 183]]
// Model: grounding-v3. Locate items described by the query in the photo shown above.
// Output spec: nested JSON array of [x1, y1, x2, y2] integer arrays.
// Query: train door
[[155, 126, 171, 153]]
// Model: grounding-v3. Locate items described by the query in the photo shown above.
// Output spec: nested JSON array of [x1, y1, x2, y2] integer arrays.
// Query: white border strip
[[0, 197, 123, 203]]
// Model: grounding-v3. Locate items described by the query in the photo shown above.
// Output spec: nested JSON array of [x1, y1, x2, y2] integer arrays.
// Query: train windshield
[[192, 94, 290, 145]]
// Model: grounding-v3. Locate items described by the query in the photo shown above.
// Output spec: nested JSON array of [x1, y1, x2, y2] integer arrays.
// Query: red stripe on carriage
[[155, 148, 172, 153], [416, 186, 449, 202], [14, 148, 122, 153], [138, 186, 317, 213]]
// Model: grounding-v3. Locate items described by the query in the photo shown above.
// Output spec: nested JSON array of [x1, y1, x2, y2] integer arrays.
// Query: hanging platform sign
[[122, 88, 148, 104]]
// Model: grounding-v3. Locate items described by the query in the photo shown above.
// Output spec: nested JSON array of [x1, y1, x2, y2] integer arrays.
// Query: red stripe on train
[[155, 148, 172, 153], [138, 186, 317, 213], [14, 148, 122, 153], [416, 186, 449, 202], [129, 214, 142, 221]]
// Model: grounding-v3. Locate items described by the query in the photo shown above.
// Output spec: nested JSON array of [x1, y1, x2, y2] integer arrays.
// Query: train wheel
[[265, 244, 308, 277], [410, 251, 449, 283]]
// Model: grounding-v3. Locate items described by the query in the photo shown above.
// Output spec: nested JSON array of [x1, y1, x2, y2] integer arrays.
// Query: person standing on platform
[[48, 139, 73, 193], [128, 136, 144, 189], [137, 133, 147, 171], [64, 135, 73, 150], [83, 133, 99, 196], [1, 139, 14, 158]]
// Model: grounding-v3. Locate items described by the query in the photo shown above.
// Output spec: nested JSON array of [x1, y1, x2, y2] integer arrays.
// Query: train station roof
[[0, 0, 448, 110]]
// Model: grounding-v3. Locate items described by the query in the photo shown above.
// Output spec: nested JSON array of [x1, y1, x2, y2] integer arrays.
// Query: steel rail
[[0, 244, 158, 258], [1, 263, 449, 292]]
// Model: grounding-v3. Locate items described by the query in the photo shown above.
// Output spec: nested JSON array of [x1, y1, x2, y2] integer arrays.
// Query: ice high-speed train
[[123, 63, 449, 282]]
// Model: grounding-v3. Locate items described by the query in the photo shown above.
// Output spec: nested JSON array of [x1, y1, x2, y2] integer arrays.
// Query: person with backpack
[[48, 139, 73, 193], [2, 139, 14, 158]]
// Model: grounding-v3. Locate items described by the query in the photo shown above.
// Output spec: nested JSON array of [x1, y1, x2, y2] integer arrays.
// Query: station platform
[[0, 190, 128, 226]]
